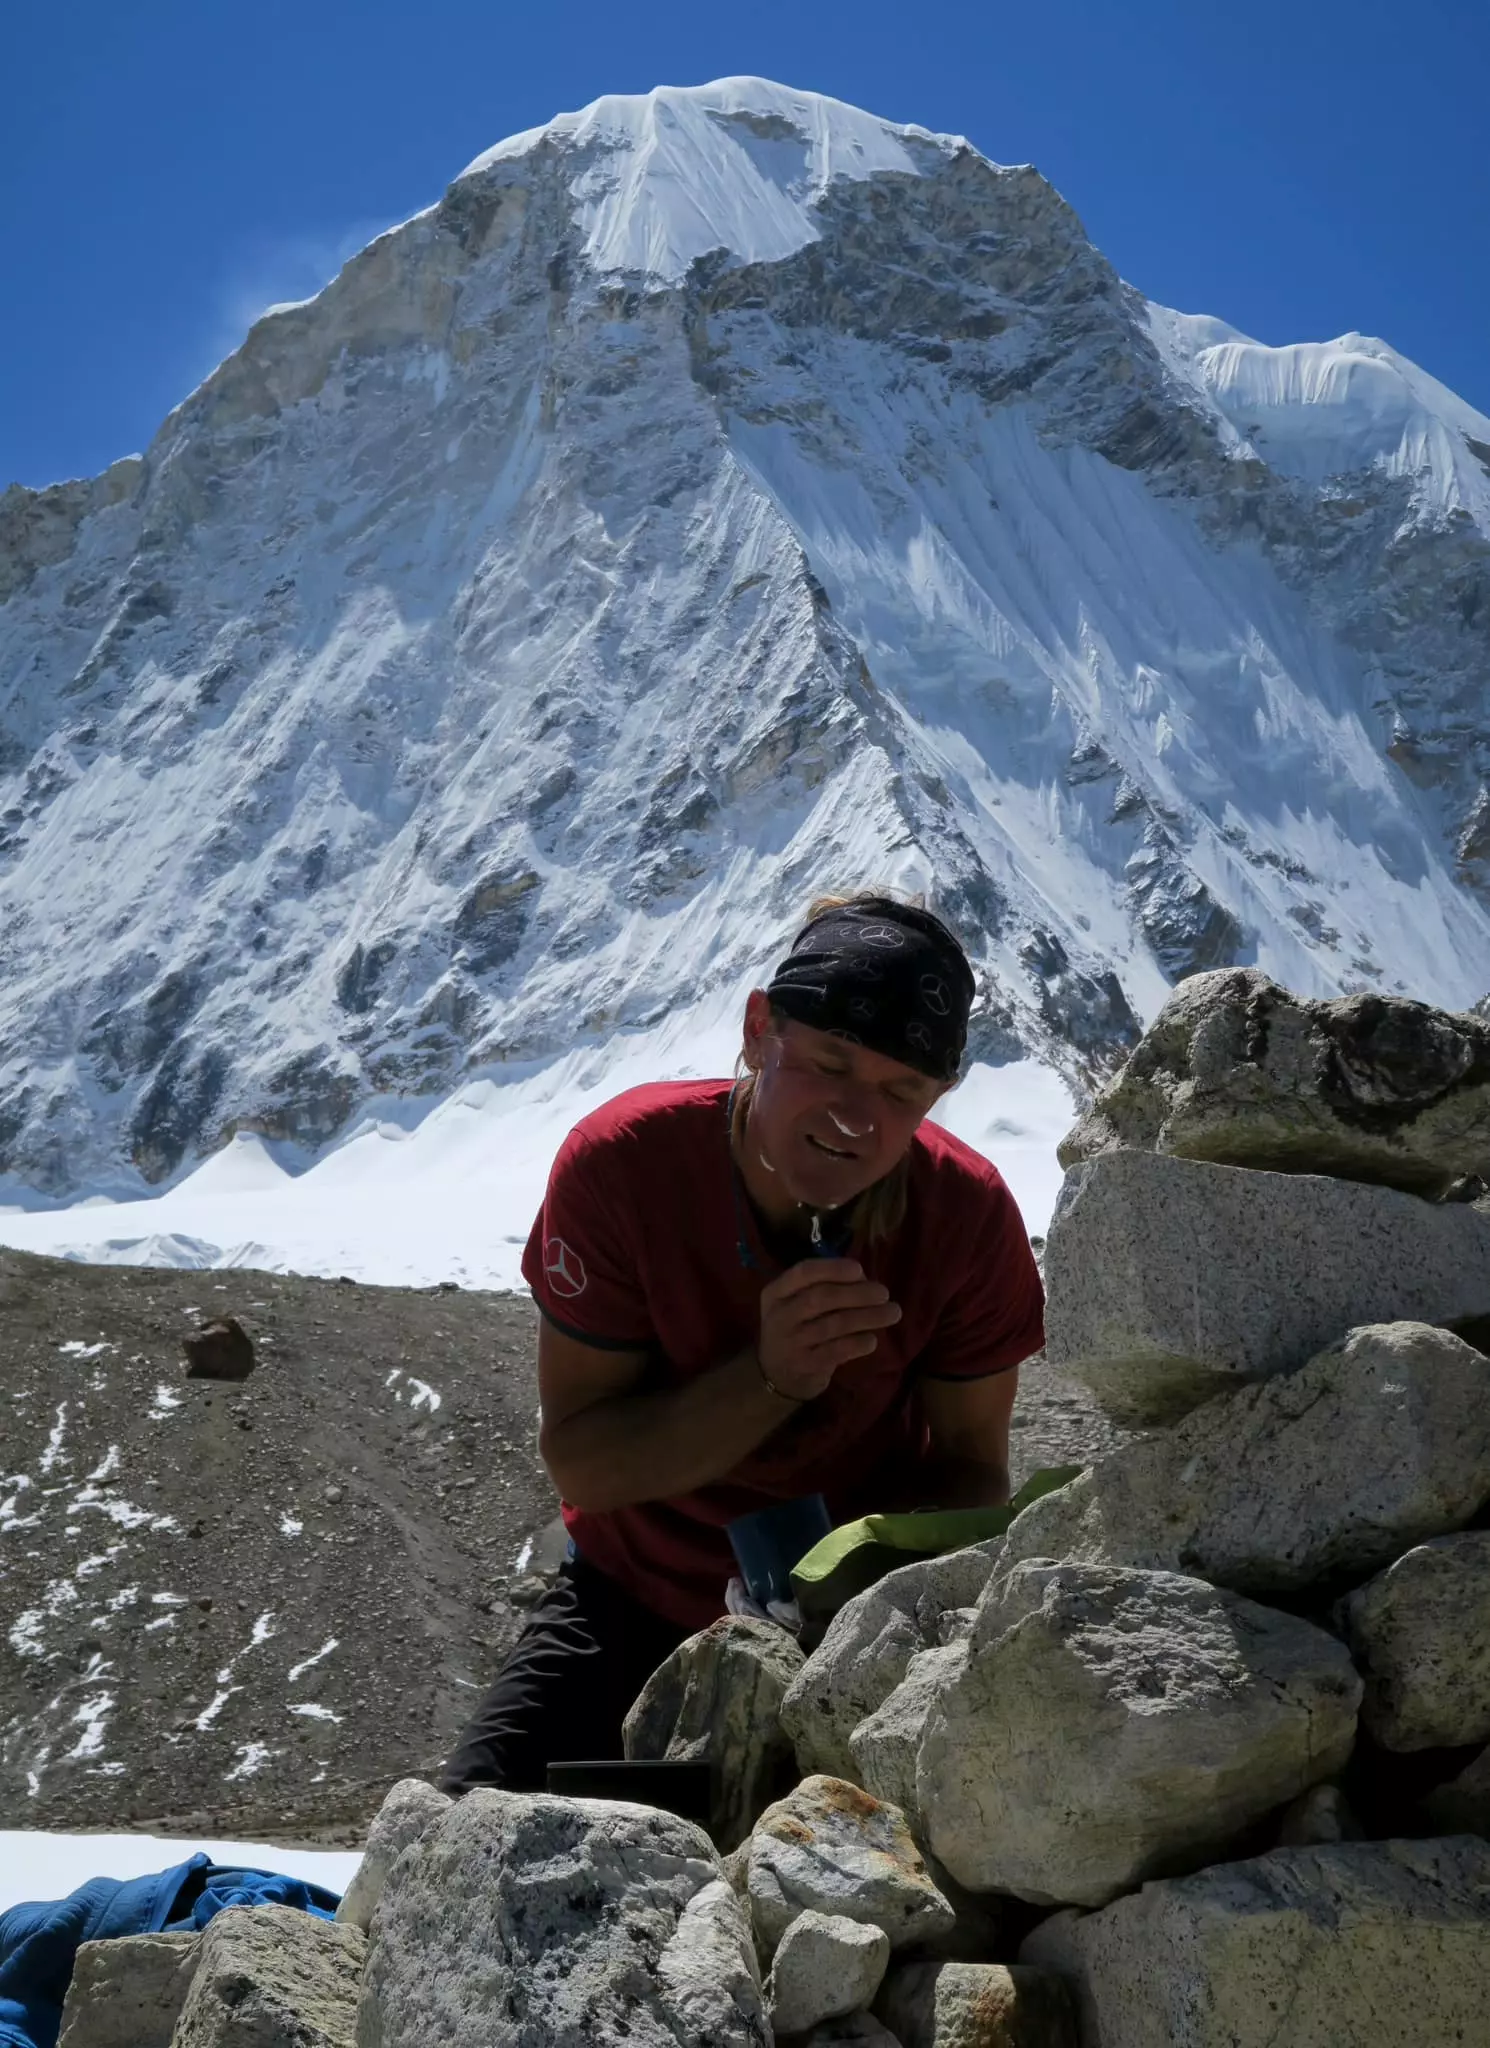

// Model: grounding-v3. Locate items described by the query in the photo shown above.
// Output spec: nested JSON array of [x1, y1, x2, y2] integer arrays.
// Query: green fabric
[[789, 1465, 1084, 1623]]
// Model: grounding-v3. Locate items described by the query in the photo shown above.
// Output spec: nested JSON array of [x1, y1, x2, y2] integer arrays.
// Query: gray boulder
[[58, 1934, 198, 2048], [1340, 1530, 1490, 1750], [358, 1788, 766, 2047], [998, 1322, 1490, 1596], [1059, 968, 1490, 1197], [781, 1548, 1002, 1781], [1020, 1837, 1490, 2047], [623, 1615, 805, 1851], [1044, 1150, 1490, 1421], [767, 1912, 890, 2037], [746, 1776, 957, 1956], [849, 1645, 966, 1818], [875, 1961, 1077, 2048], [918, 1562, 1360, 1907], [174, 1907, 364, 2048], [336, 1776, 452, 1932]]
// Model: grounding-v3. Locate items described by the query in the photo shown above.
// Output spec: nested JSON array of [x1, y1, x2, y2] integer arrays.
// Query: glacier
[[2, 76, 1488, 1268]]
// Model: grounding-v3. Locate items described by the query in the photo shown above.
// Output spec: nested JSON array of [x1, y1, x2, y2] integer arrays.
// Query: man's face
[[741, 992, 948, 1211]]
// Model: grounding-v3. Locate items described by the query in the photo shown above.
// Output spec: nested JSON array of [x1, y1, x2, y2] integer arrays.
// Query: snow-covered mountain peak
[[455, 77, 965, 281], [1149, 305, 1490, 524], [2, 80, 1488, 1227]]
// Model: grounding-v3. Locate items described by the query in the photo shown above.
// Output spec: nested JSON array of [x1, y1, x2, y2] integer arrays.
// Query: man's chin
[[782, 1146, 878, 1213]]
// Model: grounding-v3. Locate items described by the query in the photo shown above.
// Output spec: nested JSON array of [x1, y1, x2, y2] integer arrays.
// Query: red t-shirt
[[521, 1078, 1044, 1627]]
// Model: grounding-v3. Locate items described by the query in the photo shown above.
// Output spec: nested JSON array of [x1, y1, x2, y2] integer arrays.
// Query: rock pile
[[47, 973, 1490, 2044]]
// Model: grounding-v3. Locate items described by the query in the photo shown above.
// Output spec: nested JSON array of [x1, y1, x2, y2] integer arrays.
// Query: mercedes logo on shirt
[[544, 1236, 588, 1298]]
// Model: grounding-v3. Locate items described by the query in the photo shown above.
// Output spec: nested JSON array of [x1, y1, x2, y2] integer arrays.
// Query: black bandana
[[764, 901, 975, 1083]]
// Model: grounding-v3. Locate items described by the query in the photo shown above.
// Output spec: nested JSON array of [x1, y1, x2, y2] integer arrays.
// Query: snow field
[[0, 998, 1075, 1287]]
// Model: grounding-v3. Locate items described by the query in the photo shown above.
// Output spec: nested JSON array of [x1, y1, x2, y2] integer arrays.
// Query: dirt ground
[[1, 1245, 1126, 1845]]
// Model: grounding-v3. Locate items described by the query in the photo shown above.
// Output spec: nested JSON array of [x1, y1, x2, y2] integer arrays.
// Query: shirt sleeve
[[520, 1124, 655, 1350], [915, 1173, 1046, 1381]]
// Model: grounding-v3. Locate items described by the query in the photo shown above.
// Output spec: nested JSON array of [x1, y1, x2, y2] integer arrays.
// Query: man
[[439, 893, 1045, 1793]]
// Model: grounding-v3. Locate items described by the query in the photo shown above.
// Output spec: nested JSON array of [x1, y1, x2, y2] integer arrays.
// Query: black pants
[[438, 1555, 693, 1794]]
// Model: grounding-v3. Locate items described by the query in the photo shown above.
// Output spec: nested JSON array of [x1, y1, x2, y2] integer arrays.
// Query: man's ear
[[741, 988, 773, 1070]]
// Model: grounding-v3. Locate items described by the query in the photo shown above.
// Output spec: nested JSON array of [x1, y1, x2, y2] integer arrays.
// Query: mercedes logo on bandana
[[858, 923, 909, 949], [920, 973, 951, 1016], [905, 1020, 934, 1052], [544, 1236, 588, 1299]]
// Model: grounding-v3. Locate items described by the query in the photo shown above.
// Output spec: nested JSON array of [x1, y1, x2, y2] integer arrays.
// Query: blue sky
[[5, 0, 1487, 488]]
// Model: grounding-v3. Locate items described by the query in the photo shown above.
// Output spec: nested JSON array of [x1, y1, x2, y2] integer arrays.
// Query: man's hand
[[759, 1258, 903, 1401], [537, 1259, 904, 1512]]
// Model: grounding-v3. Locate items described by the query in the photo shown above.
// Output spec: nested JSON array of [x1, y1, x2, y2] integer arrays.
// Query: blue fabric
[[0, 1855, 340, 2048], [163, 1867, 340, 1932]]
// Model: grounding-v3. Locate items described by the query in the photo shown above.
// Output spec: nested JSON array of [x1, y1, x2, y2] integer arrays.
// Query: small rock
[[181, 1316, 256, 1382], [336, 1775, 452, 1932], [1019, 1837, 1490, 2047], [876, 1961, 1077, 2048], [1340, 1530, 1490, 1750], [172, 1905, 363, 2048], [919, 1562, 1361, 1907], [849, 1644, 966, 1819], [747, 1776, 956, 1956], [767, 1911, 890, 2036], [624, 1615, 805, 1850], [998, 1322, 1490, 1597], [657, 1878, 767, 2046], [58, 1933, 199, 2048], [323, 1484, 344, 1505], [1044, 1150, 1490, 1421], [799, 2017, 903, 2047], [1273, 1782, 1361, 1847], [1060, 969, 1490, 1196], [781, 1547, 1001, 1781], [506, 1573, 551, 1607], [722, 1837, 751, 1896], [1418, 1741, 1490, 1834]]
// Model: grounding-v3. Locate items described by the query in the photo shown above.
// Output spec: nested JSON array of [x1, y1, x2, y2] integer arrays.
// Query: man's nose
[[825, 1086, 877, 1138]]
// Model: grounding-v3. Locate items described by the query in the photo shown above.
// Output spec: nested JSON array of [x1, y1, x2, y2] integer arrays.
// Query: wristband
[[757, 1354, 809, 1404]]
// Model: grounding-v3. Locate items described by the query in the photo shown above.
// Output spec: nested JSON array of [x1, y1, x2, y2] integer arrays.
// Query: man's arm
[[537, 1322, 792, 1512], [915, 1368, 1019, 1509], [537, 1259, 903, 1513]]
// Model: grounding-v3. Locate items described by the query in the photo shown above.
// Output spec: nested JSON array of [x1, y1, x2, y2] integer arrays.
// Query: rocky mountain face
[[2, 78, 1488, 1199]]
